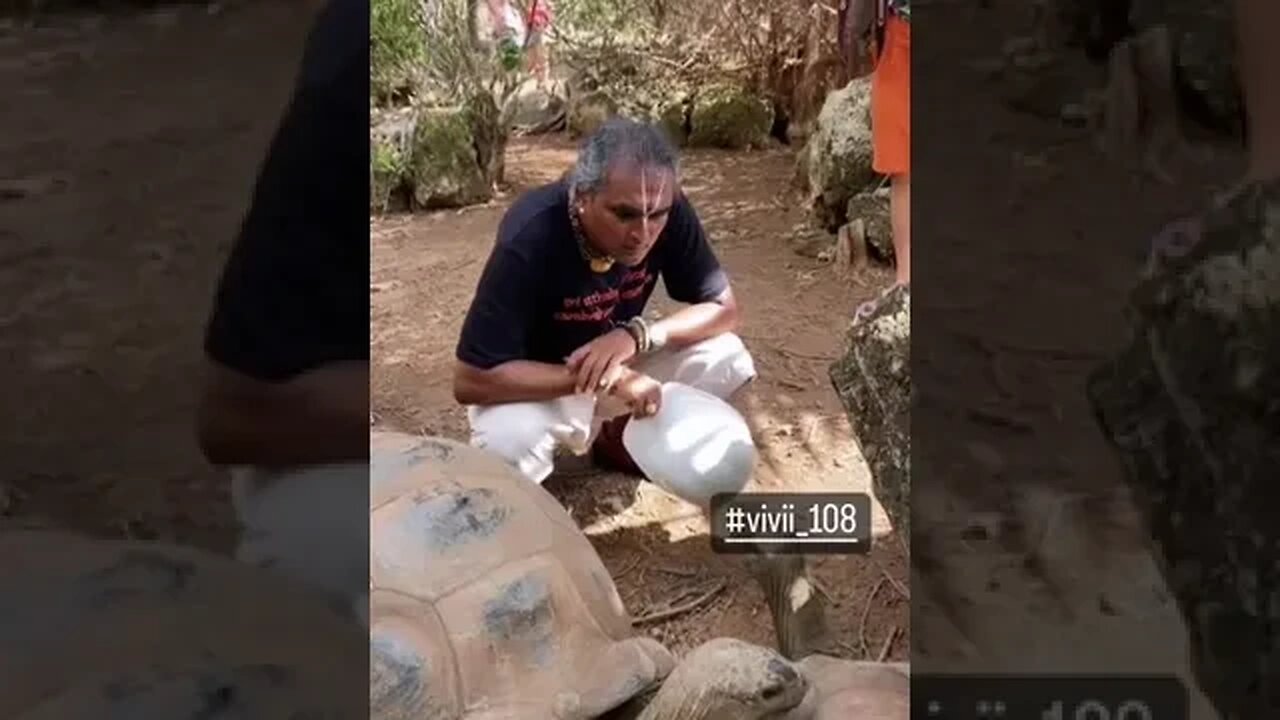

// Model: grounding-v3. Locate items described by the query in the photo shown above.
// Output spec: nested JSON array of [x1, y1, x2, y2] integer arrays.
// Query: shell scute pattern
[[369, 432, 648, 719]]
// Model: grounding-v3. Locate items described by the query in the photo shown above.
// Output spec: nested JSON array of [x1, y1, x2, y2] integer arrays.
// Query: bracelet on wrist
[[623, 317, 650, 354]]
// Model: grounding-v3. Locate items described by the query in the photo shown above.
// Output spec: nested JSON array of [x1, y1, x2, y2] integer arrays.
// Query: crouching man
[[452, 118, 758, 503]]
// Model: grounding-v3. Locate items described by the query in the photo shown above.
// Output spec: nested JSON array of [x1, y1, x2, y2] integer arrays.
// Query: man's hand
[[566, 328, 638, 394], [608, 367, 663, 418]]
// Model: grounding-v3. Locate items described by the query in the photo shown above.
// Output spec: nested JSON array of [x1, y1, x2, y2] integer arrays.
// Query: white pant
[[467, 332, 758, 494], [230, 463, 369, 626]]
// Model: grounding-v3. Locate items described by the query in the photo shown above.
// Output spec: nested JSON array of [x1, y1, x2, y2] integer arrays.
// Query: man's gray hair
[[568, 117, 681, 197]]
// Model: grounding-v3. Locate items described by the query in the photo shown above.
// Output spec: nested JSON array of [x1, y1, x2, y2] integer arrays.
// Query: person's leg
[[467, 394, 596, 483], [632, 332, 759, 402], [1237, 0, 1280, 180], [890, 171, 910, 285], [590, 332, 757, 481], [231, 464, 369, 625], [465, 342, 754, 486], [1145, 0, 1279, 273], [869, 14, 911, 294]]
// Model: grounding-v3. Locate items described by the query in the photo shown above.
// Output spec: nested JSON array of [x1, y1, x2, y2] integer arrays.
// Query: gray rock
[[465, 89, 505, 191], [370, 108, 416, 213], [829, 285, 911, 538], [846, 189, 893, 261], [658, 97, 691, 147], [503, 79, 567, 135], [805, 79, 878, 232], [370, 103, 494, 212], [687, 84, 773, 150], [1087, 178, 1280, 718], [567, 89, 617, 139], [410, 104, 491, 209]]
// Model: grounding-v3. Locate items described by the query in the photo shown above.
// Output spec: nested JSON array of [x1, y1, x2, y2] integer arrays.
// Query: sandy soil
[[1, 0, 323, 548], [910, 1, 1243, 716], [370, 133, 911, 661]]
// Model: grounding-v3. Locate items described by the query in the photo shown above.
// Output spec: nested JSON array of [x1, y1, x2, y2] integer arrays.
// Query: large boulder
[[846, 188, 893, 261], [567, 89, 618, 138], [805, 79, 878, 232], [409, 105, 491, 209], [828, 285, 911, 538], [687, 84, 773, 150], [503, 78, 568, 135], [369, 102, 494, 212], [465, 89, 505, 191], [370, 107, 415, 213], [657, 96, 691, 147], [1087, 179, 1280, 717]]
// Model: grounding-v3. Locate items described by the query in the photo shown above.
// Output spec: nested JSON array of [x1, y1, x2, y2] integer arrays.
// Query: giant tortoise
[[0, 524, 367, 718], [369, 430, 909, 719]]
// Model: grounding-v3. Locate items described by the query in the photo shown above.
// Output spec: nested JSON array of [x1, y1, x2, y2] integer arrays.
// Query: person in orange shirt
[[871, 0, 909, 288]]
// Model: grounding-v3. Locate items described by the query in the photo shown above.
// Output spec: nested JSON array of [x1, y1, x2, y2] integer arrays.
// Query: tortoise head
[[644, 637, 808, 720]]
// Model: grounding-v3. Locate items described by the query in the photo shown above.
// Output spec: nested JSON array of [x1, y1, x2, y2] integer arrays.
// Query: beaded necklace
[[568, 187, 616, 273]]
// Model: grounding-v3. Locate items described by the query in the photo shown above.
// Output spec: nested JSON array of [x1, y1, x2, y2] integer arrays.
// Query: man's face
[[577, 163, 675, 267]]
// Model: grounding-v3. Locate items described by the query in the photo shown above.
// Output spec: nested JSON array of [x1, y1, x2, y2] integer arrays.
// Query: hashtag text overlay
[[708, 492, 872, 554]]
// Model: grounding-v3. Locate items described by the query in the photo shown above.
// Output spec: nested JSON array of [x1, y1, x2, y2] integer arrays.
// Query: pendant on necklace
[[589, 256, 615, 273]]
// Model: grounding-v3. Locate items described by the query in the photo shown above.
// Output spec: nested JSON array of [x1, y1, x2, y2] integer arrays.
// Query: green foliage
[[370, 136, 410, 212], [371, 0, 426, 106], [688, 84, 773, 149], [370, 0, 530, 111], [409, 108, 491, 208]]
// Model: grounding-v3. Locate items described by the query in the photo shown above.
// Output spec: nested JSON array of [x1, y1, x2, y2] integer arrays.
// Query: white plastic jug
[[621, 382, 757, 506]]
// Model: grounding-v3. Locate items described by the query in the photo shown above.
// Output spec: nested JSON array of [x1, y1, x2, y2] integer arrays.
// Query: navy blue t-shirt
[[203, 0, 369, 382], [456, 180, 728, 370]]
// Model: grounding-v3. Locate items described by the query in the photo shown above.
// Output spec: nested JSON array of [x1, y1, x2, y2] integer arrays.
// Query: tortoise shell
[[369, 431, 673, 719], [0, 527, 366, 718]]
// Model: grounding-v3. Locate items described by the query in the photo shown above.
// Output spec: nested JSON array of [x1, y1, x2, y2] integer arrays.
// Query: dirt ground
[[370, 134, 910, 661], [910, 1, 1242, 716], [1, 0, 323, 547]]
